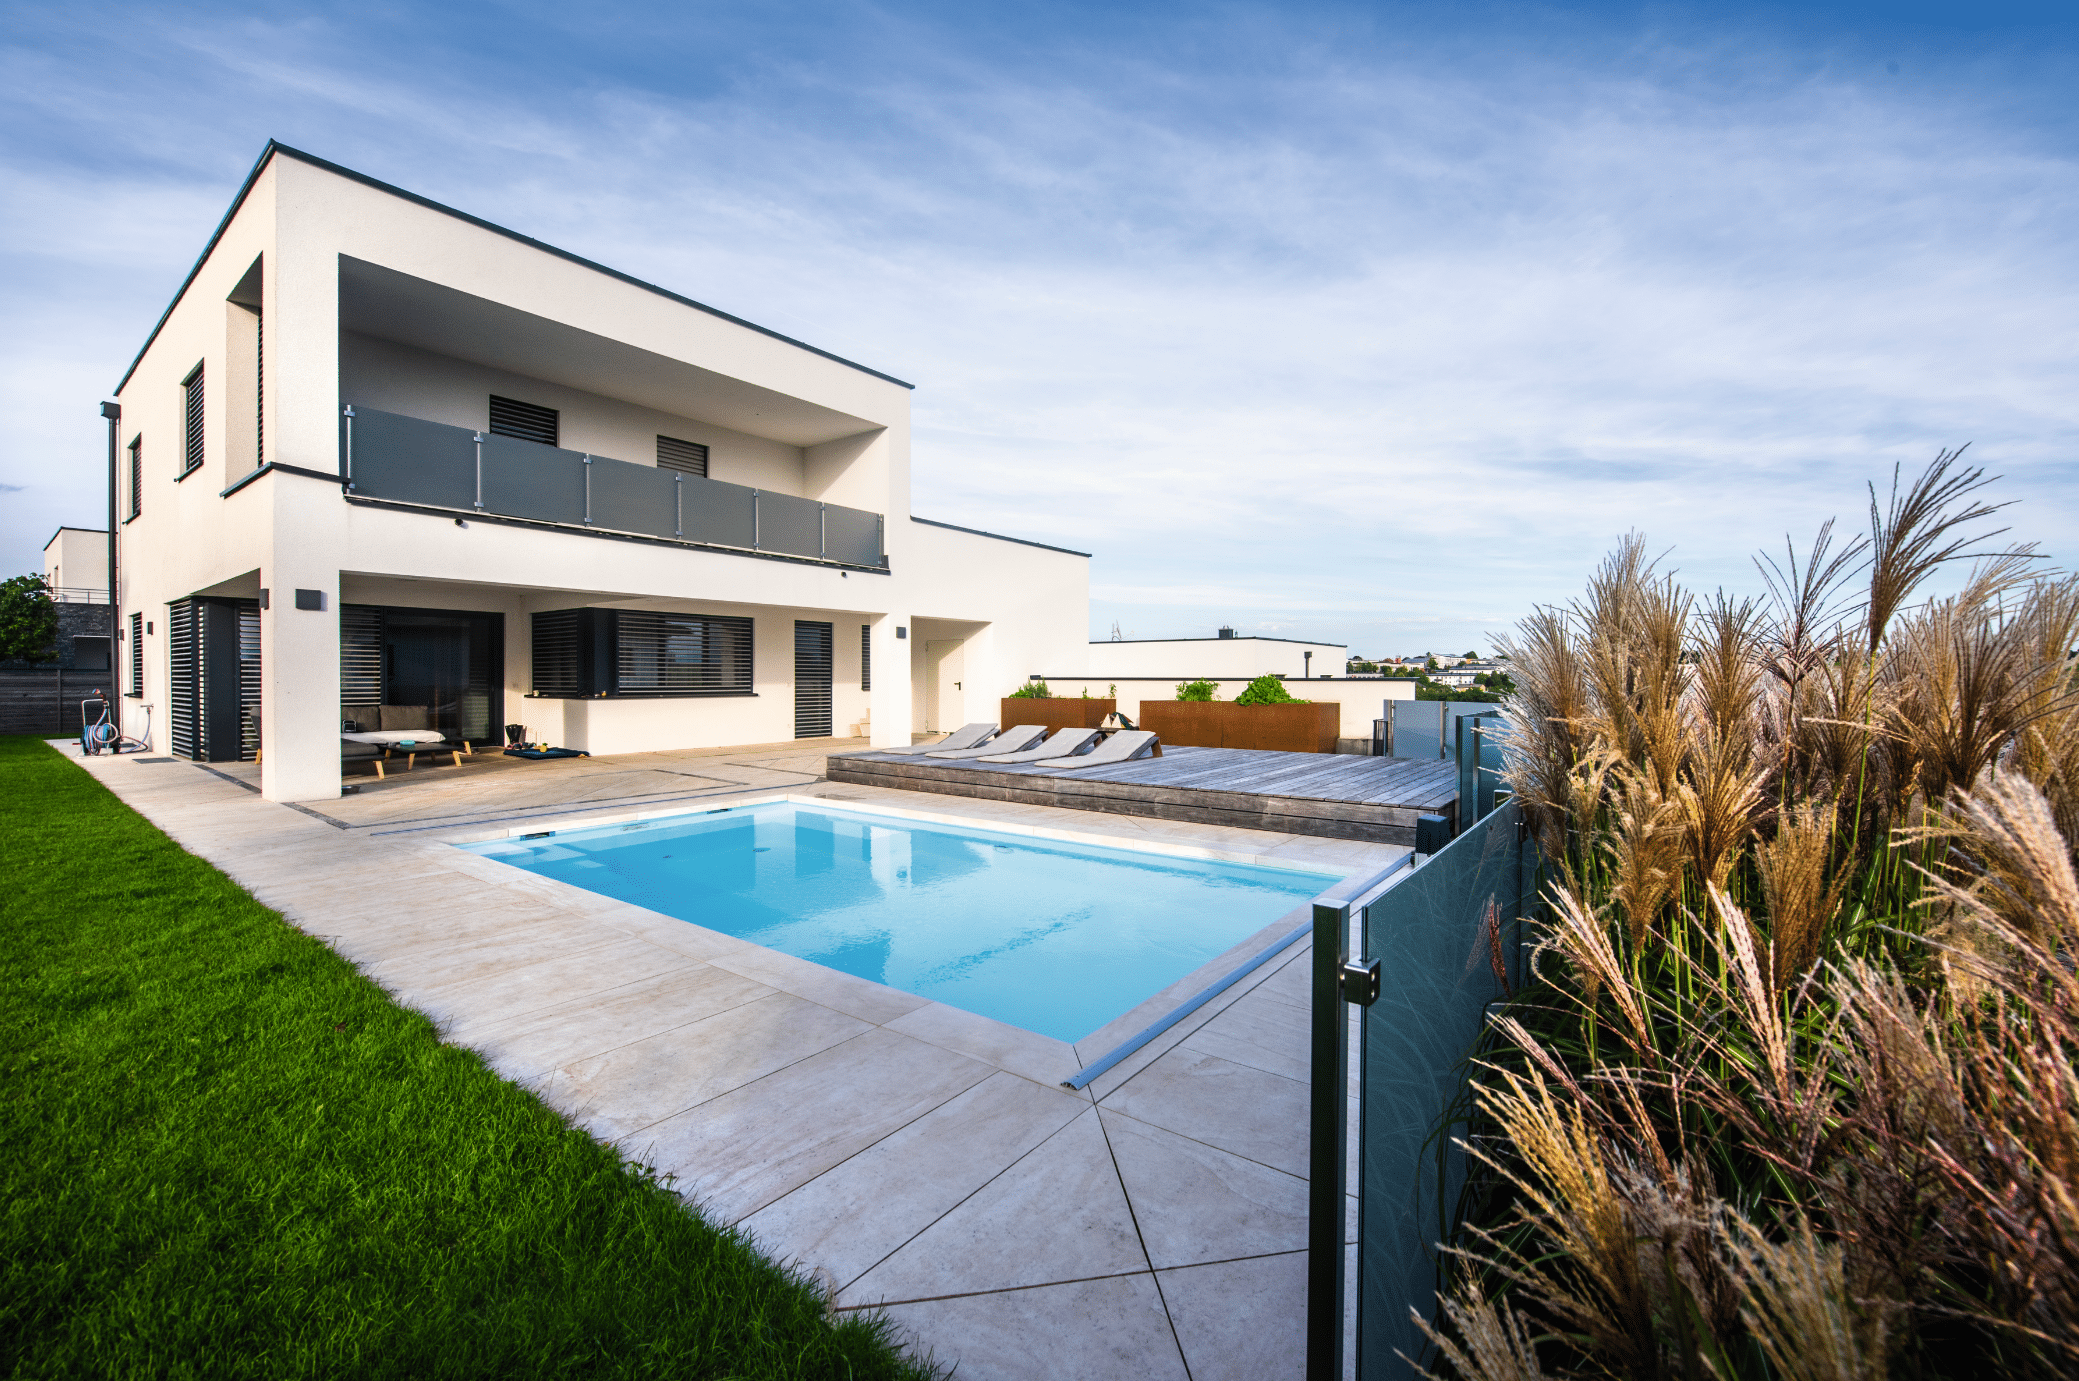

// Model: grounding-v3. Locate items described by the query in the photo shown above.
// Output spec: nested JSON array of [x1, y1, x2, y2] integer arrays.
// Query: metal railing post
[[1309, 895, 1351, 1381], [752, 490, 761, 550], [820, 502, 827, 558], [582, 455, 592, 524], [675, 474, 683, 538], [341, 404, 355, 488], [473, 432, 483, 510]]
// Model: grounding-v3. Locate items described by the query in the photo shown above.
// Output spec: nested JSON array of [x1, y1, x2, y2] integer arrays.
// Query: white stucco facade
[[109, 143, 1089, 802], [1082, 635, 1346, 681], [44, 526, 109, 599]]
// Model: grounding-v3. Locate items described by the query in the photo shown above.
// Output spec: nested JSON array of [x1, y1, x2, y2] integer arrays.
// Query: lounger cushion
[[877, 722, 997, 755], [925, 725, 1049, 759], [1031, 731, 1161, 769], [976, 728, 1100, 764]]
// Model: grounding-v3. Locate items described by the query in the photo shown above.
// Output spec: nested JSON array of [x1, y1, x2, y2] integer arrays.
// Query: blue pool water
[[462, 801, 1335, 1042]]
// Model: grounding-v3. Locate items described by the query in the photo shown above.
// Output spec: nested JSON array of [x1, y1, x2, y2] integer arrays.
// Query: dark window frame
[[128, 611, 144, 697], [127, 435, 142, 520], [529, 608, 755, 699], [656, 435, 709, 476], [489, 394, 559, 447], [861, 623, 872, 691], [179, 362, 205, 478]]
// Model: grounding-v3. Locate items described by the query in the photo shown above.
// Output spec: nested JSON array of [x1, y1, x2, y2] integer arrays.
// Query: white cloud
[[0, 2, 2073, 655]]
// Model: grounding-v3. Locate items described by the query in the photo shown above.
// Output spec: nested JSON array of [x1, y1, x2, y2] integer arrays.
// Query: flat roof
[[911, 516, 1091, 558], [44, 526, 108, 550], [1090, 636, 1346, 648], [115, 141, 915, 396]]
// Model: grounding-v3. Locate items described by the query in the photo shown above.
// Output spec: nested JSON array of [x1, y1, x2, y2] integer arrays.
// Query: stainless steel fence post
[[820, 502, 828, 559], [675, 474, 683, 538], [341, 404, 355, 489], [752, 490, 761, 550], [582, 455, 592, 524], [473, 432, 483, 510]]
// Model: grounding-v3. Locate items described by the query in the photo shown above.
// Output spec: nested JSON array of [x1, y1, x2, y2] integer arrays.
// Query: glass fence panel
[[1455, 712, 1508, 829], [824, 504, 885, 568], [345, 407, 475, 509], [1389, 700, 1446, 760], [758, 490, 824, 558], [588, 454, 680, 540], [480, 433, 587, 524], [1356, 800, 1526, 1376], [680, 474, 758, 549]]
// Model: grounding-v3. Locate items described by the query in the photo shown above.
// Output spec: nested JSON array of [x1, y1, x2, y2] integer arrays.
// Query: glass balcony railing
[[338, 405, 887, 569]]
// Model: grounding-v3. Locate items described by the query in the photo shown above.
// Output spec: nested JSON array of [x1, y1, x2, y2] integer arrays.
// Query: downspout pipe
[[101, 401, 120, 694]]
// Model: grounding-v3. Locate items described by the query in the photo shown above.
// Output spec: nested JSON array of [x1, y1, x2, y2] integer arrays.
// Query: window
[[129, 612, 143, 696], [531, 609, 753, 698], [529, 609, 584, 698], [254, 309, 264, 466], [861, 623, 872, 690], [656, 435, 709, 476], [489, 395, 559, 446], [181, 363, 204, 475], [128, 436, 142, 519]]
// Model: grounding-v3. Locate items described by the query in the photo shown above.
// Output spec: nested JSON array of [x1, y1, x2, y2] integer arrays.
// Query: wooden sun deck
[[828, 744, 1457, 846]]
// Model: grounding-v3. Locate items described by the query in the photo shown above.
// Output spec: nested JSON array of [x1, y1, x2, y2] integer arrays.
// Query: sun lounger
[[876, 722, 997, 755], [924, 725, 1048, 760], [1031, 730, 1162, 769], [975, 727, 1101, 764]]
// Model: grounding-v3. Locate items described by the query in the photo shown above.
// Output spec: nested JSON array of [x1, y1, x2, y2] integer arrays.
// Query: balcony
[[339, 405, 887, 570]]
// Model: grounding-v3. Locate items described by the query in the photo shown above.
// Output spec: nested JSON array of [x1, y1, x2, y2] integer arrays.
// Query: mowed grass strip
[[0, 737, 930, 1380]]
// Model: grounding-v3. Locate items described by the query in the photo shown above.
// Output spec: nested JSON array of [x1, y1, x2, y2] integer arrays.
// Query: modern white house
[[1083, 628, 1346, 682], [108, 142, 1089, 802]]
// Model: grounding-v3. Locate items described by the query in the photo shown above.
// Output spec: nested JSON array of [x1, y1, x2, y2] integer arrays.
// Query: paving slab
[[54, 739, 1378, 1381]]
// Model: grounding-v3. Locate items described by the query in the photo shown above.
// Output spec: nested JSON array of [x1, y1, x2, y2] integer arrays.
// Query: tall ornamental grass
[[1425, 452, 2079, 1379]]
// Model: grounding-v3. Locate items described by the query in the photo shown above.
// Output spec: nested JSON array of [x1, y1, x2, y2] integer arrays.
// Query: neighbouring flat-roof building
[[109, 142, 1089, 801]]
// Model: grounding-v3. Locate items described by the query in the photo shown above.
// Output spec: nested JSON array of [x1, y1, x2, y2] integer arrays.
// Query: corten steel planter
[[998, 697, 1114, 736], [1138, 700, 1339, 753]]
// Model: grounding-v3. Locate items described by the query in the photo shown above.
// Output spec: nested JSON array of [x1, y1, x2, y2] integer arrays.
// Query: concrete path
[[57, 740, 1387, 1379]]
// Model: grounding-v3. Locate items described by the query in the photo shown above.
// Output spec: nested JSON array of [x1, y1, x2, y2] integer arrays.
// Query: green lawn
[[0, 736, 930, 1380]]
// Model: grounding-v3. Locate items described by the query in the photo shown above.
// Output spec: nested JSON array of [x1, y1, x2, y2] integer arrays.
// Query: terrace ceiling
[[337, 257, 880, 448]]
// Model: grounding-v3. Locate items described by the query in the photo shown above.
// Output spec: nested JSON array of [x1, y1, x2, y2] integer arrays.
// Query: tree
[[1463, 649, 1478, 659], [0, 575, 58, 664]]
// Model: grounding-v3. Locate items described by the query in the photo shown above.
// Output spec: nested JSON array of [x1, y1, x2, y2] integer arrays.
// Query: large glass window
[[530, 609, 753, 698]]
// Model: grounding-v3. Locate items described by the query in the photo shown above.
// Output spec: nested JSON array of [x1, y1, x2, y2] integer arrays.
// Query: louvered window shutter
[[489, 395, 559, 446]]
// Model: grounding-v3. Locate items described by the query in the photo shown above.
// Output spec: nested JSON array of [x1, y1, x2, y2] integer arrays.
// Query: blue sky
[[3, 0, 2074, 657]]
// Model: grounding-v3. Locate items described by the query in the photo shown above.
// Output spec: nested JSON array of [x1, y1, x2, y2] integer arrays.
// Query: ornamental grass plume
[[1754, 801, 1845, 990], [1432, 452, 2079, 1380]]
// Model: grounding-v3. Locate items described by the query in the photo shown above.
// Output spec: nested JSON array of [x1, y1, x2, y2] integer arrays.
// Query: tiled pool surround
[[60, 744, 1401, 1379]]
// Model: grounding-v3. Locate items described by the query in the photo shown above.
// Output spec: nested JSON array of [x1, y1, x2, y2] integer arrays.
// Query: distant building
[[38, 527, 113, 671], [1086, 632, 1346, 681]]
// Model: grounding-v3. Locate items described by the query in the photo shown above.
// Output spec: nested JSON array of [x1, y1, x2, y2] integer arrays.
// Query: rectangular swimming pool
[[461, 799, 1338, 1042]]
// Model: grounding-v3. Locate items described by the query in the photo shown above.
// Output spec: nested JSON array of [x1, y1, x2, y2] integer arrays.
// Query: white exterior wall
[[45, 528, 109, 597], [339, 333, 812, 494], [110, 149, 1088, 802], [1083, 637, 1346, 681]]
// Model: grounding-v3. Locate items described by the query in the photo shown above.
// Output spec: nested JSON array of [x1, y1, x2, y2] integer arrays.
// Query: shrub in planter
[[1175, 678, 1220, 701], [1234, 674, 1307, 706], [1007, 680, 1051, 699]]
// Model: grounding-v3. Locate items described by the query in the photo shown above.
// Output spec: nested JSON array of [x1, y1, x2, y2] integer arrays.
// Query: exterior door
[[924, 638, 964, 731], [794, 620, 833, 738]]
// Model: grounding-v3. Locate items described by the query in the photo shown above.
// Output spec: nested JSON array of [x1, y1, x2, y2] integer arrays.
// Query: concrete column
[[868, 614, 912, 749]]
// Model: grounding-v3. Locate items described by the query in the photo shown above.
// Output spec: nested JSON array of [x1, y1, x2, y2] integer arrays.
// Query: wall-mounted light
[[294, 589, 326, 612], [896, 626, 907, 639]]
